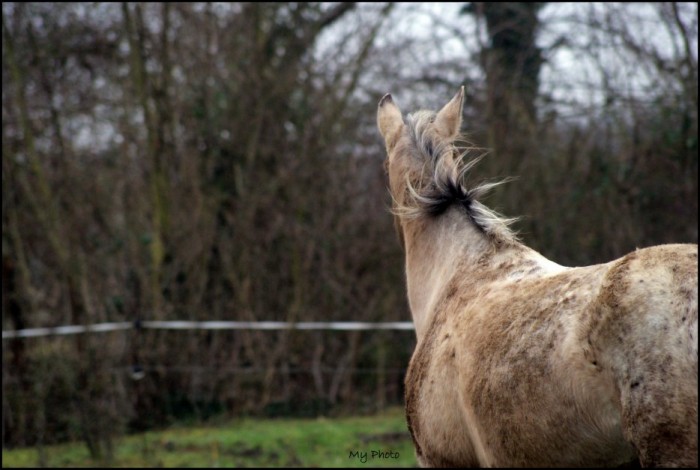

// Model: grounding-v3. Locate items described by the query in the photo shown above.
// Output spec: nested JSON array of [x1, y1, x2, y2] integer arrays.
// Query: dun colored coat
[[377, 88, 698, 467]]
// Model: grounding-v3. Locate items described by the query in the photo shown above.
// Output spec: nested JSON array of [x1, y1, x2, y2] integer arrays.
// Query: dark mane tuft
[[423, 179, 472, 215]]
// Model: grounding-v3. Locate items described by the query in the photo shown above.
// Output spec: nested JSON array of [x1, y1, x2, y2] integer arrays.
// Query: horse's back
[[406, 243, 698, 467], [590, 243, 698, 467]]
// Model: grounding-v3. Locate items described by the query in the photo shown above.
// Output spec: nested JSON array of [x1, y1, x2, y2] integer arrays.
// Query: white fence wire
[[2, 321, 415, 339]]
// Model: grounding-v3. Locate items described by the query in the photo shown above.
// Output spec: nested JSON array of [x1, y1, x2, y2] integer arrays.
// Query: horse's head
[[377, 88, 465, 224], [377, 87, 517, 246]]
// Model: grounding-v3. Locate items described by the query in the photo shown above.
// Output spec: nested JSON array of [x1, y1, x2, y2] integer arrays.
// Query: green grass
[[2, 407, 417, 467]]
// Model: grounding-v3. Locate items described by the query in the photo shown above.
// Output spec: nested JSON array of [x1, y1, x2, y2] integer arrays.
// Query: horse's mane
[[395, 109, 519, 243]]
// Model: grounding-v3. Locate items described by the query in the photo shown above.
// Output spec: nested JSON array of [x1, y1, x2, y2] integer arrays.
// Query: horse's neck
[[403, 209, 487, 338], [403, 208, 562, 340]]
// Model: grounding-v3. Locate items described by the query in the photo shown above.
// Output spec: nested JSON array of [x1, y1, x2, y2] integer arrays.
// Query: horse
[[377, 87, 698, 467]]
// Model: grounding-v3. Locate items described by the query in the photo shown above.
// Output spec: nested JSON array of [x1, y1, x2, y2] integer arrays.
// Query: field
[[1, 407, 417, 468]]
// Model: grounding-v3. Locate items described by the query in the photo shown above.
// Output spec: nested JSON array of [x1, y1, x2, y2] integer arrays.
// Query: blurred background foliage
[[2, 2, 697, 461]]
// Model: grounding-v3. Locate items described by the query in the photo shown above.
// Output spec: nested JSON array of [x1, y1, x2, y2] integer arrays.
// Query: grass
[[2, 407, 417, 468]]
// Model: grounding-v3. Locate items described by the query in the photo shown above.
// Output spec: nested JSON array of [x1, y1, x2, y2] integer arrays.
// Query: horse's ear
[[434, 86, 464, 139], [377, 93, 404, 149]]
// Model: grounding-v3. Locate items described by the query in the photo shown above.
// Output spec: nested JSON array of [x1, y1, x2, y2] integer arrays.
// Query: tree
[[464, 2, 544, 159]]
